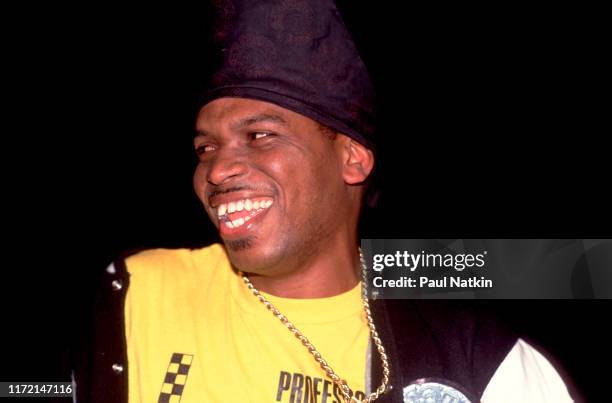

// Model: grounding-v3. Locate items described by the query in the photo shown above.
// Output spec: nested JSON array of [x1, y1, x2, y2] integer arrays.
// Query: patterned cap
[[201, 0, 376, 148]]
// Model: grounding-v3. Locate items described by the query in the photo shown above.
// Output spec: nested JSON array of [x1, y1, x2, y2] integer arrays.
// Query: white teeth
[[228, 202, 236, 213], [226, 221, 234, 229], [217, 204, 227, 216], [217, 198, 273, 222], [232, 218, 244, 227], [244, 216, 251, 222]]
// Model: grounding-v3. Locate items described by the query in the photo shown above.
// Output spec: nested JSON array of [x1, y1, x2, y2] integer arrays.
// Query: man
[[76, 1, 578, 402]]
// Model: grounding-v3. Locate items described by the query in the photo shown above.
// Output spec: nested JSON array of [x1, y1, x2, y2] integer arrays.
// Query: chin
[[223, 237, 286, 275]]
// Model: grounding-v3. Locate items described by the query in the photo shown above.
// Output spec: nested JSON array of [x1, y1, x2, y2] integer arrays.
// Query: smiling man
[[193, 98, 372, 298], [77, 1, 578, 402]]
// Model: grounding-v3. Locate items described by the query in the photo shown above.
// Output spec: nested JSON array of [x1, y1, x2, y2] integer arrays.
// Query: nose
[[206, 148, 249, 186]]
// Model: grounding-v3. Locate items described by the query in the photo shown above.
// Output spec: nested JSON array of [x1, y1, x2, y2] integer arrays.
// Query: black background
[[2, 2, 609, 402]]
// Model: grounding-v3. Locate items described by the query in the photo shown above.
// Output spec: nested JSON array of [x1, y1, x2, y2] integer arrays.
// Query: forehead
[[196, 98, 315, 134]]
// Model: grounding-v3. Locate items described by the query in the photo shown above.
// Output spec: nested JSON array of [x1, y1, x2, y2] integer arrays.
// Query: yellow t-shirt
[[125, 244, 369, 403]]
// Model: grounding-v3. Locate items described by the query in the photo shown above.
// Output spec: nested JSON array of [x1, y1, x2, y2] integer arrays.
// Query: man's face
[[194, 98, 350, 273]]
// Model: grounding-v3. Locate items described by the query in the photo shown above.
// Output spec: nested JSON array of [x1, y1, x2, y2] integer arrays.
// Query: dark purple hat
[[201, 0, 376, 148]]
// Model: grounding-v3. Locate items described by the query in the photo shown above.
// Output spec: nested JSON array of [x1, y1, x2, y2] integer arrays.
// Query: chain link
[[240, 248, 390, 403]]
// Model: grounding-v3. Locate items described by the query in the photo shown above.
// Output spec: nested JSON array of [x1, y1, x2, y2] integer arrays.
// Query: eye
[[195, 144, 216, 156], [250, 131, 274, 140]]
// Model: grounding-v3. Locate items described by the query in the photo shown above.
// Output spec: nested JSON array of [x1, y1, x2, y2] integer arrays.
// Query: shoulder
[[376, 300, 518, 399], [109, 243, 230, 299], [121, 243, 228, 277], [385, 299, 517, 347]]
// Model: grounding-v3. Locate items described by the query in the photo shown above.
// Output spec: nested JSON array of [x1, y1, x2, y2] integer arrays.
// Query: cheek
[[266, 150, 340, 207], [265, 153, 294, 178], [193, 164, 208, 202]]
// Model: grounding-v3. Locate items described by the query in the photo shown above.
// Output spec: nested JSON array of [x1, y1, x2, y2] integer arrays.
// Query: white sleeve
[[481, 338, 574, 403]]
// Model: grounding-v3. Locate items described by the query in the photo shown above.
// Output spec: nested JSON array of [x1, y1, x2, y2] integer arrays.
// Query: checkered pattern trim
[[158, 353, 194, 403]]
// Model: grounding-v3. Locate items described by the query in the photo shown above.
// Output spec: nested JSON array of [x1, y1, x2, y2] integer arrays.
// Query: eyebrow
[[195, 112, 288, 138], [231, 113, 288, 130]]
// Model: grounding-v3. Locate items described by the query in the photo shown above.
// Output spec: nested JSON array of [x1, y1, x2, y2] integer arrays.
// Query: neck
[[248, 238, 361, 299]]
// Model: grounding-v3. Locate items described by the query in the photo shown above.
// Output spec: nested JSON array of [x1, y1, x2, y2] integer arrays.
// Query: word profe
[[371, 251, 487, 272]]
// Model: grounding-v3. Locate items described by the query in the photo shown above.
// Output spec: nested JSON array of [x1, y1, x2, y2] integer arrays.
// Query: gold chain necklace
[[239, 248, 391, 403]]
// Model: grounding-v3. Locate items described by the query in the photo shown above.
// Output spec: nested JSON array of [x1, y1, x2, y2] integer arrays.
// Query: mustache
[[207, 185, 273, 202]]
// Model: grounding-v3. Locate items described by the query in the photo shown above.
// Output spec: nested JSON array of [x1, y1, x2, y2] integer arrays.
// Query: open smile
[[213, 196, 274, 237]]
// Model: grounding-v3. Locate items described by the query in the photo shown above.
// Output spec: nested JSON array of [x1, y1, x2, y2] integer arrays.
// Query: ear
[[339, 136, 375, 185]]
